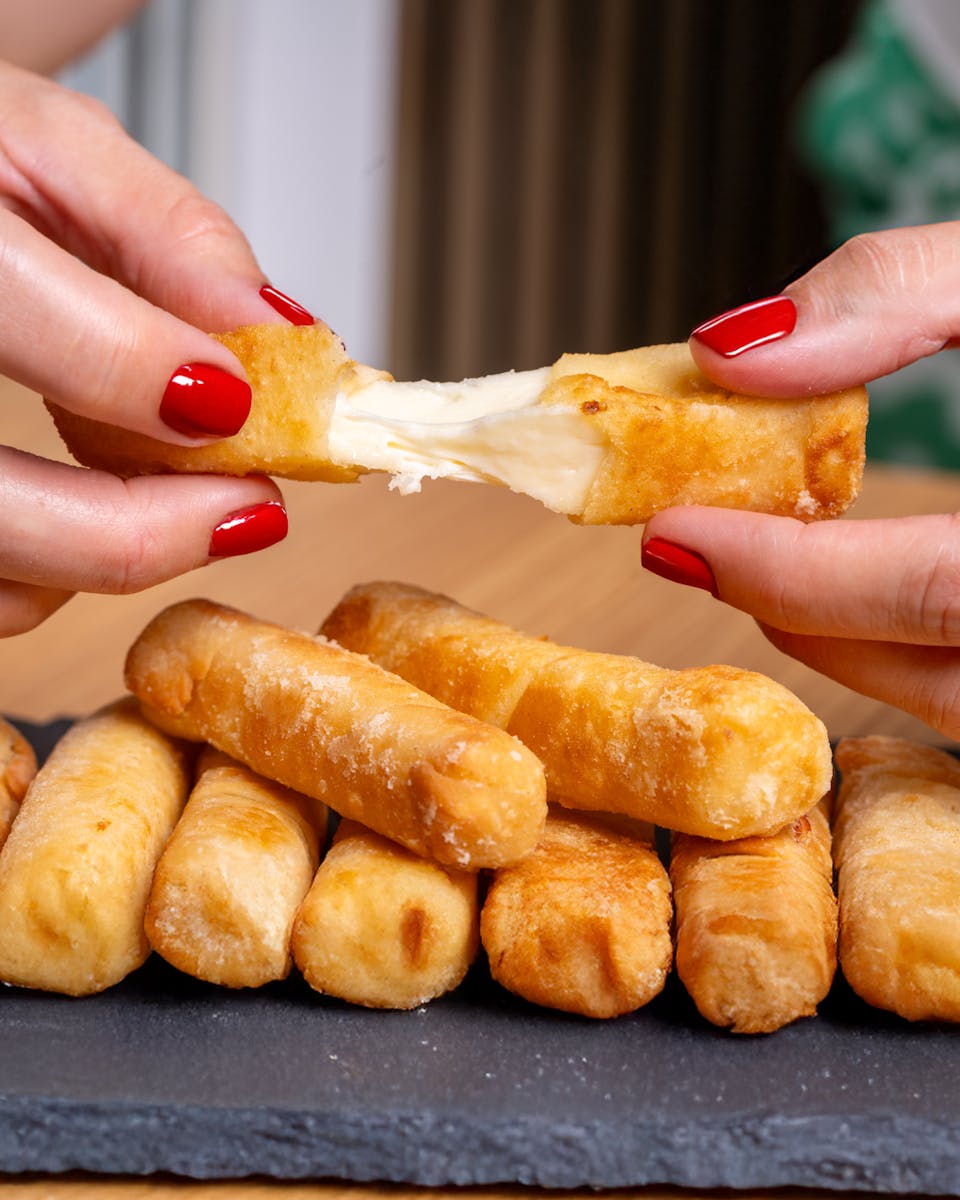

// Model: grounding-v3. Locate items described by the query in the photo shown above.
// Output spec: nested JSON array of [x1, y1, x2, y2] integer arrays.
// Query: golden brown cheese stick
[[0, 717, 37, 849], [320, 582, 832, 840], [0, 698, 190, 995], [292, 818, 479, 1009], [145, 748, 327, 988], [670, 800, 837, 1034], [125, 598, 546, 870], [833, 736, 960, 1022], [480, 805, 672, 1018], [48, 323, 867, 524]]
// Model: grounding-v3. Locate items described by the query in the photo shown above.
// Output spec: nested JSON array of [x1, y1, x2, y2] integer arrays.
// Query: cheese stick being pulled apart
[[0, 716, 37, 850], [292, 819, 479, 1009], [125, 599, 546, 870], [670, 801, 837, 1034], [320, 582, 833, 840], [0, 699, 191, 995], [834, 736, 960, 1022], [146, 748, 327, 988], [481, 806, 672, 1018], [48, 323, 867, 525]]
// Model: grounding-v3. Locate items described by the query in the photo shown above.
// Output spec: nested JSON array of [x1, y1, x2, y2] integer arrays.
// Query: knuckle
[[67, 320, 141, 422], [907, 668, 960, 741], [158, 190, 247, 259], [68, 89, 124, 133], [0, 586, 70, 637], [89, 489, 167, 595], [902, 516, 960, 643]]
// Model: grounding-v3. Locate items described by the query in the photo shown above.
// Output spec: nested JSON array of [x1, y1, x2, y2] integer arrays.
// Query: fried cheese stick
[[834, 736, 960, 1022], [480, 805, 672, 1018], [292, 818, 479, 1009], [670, 801, 837, 1034], [125, 598, 546, 870], [0, 717, 37, 849], [320, 582, 833, 840], [145, 748, 327, 988], [48, 323, 867, 524], [0, 698, 190, 995]]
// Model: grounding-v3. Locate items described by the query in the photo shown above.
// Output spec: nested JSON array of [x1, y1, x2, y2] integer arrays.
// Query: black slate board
[[3, 719, 960, 1191]]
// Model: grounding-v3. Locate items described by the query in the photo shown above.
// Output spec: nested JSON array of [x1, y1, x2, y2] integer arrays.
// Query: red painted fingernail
[[160, 363, 251, 438], [259, 284, 315, 326], [641, 536, 718, 597], [691, 295, 796, 358], [209, 500, 288, 558]]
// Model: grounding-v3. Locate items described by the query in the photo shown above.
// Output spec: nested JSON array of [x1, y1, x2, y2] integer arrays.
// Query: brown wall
[[390, 0, 861, 380]]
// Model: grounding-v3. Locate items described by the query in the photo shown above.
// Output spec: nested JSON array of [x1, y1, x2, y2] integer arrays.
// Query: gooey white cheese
[[325, 367, 607, 514]]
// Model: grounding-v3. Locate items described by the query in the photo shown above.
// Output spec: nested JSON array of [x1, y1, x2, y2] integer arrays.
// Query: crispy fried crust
[[320, 582, 833, 840], [0, 716, 36, 850], [48, 324, 866, 524], [549, 346, 866, 523], [670, 801, 837, 1034], [292, 818, 479, 1009], [833, 736, 960, 1022], [145, 748, 326, 988], [46, 324, 386, 482], [125, 598, 546, 870], [0, 698, 190, 995], [480, 806, 672, 1018]]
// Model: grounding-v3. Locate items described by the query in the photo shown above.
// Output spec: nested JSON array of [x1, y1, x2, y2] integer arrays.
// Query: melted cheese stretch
[[325, 367, 607, 514]]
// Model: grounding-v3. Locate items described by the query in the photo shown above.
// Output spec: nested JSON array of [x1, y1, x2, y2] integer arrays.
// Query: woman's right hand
[[642, 221, 960, 739], [0, 60, 315, 636]]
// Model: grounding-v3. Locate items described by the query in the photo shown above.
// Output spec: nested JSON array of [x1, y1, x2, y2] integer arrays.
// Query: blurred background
[[58, 0, 960, 463]]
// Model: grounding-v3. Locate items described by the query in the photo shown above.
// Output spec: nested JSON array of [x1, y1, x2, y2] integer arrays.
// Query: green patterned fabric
[[799, 0, 960, 468]]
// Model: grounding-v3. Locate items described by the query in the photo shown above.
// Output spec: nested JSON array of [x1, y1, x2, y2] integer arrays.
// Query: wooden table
[[1, 375, 958, 1196]]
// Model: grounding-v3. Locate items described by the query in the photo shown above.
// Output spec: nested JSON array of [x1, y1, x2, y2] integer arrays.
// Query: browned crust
[[125, 598, 546, 870], [320, 581, 833, 840], [480, 806, 673, 1018], [48, 325, 865, 525], [544, 364, 866, 524], [670, 801, 837, 1034], [292, 817, 479, 1009], [47, 323, 378, 482], [0, 716, 36, 850], [833, 736, 960, 1022], [0, 698, 191, 995], [145, 748, 325, 988]]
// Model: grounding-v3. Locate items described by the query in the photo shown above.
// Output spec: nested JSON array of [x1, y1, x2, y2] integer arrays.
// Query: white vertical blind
[[59, 0, 400, 368]]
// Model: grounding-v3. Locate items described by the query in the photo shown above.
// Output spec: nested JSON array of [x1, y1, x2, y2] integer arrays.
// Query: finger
[[0, 580, 73, 638], [760, 624, 960, 742], [686, 222, 960, 396], [0, 208, 256, 444], [0, 63, 313, 333], [0, 446, 287, 593], [642, 506, 960, 647]]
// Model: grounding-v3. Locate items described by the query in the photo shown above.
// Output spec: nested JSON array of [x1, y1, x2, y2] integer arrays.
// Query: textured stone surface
[[3, 719, 960, 1190]]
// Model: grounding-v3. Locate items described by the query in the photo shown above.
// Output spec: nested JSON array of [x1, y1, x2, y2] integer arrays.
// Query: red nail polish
[[691, 295, 796, 358], [641, 536, 718, 597], [259, 285, 315, 326], [160, 364, 251, 438], [209, 500, 288, 558]]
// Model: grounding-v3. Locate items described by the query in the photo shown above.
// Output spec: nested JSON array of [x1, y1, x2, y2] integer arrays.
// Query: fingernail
[[259, 284, 315, 326], [691, 295, 796, 358], [160, 364, 251, 438], [641, 536, 718, 597], [209, 500, 288, 558]]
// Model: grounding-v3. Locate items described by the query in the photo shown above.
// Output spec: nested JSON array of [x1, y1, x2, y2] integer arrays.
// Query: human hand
[[641, 221, 960, 738], [0, 61, 316, 636]]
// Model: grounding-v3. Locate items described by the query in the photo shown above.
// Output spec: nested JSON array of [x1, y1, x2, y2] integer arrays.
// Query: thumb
[[688, 222, 960, 397]]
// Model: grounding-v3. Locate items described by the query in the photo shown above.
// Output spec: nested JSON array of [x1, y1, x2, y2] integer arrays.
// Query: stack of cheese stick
[[321, 581, 839, 1028], [4, 585, 959, 1032]]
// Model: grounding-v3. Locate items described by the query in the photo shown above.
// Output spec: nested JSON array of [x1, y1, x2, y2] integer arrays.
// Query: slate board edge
[[1, 1096, 958, 1193]]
